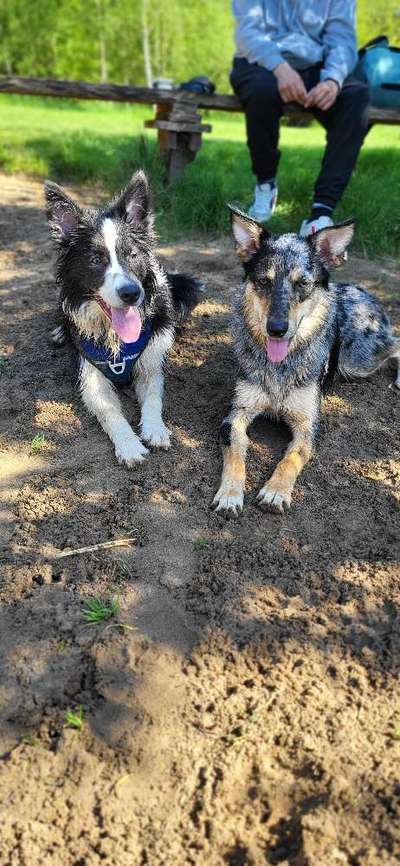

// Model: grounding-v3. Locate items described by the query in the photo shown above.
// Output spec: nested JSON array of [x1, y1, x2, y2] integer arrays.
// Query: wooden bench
[[1, 75, 399, 183]]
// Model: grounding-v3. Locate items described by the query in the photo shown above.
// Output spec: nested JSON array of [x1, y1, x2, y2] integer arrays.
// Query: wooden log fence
[[1, 75, 399, 183]]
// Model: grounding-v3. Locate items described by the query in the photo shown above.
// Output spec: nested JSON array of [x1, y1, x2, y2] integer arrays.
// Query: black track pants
[[230, 58, 370, 210]]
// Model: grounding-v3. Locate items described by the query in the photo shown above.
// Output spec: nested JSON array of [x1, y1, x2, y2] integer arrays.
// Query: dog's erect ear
[[114, 170, 151, 229], [44, 181, 82, 243], [228, 205, 268, 261], [309, 219, 355, 268]]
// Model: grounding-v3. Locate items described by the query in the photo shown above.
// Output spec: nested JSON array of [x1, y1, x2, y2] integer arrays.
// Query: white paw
[[212, 488, 244, 514], [257, 485, 291, 514], [115, 436, 149, 467], [141, 423, 172, 449]]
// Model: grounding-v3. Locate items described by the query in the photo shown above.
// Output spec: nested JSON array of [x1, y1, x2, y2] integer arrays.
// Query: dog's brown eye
[[296, 279, 310, 293], [90, 254, 102, 266], [258, 277, 272, 290]]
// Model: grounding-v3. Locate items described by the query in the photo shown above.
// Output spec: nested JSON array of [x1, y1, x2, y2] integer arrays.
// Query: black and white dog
[[45, 171, 201, 465]]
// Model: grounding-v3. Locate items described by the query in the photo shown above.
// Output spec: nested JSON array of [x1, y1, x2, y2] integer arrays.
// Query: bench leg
[[158, 130, 202, 184]]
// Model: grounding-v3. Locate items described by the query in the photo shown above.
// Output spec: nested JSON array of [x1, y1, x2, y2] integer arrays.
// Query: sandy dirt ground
[[0, 173, 399, 866]]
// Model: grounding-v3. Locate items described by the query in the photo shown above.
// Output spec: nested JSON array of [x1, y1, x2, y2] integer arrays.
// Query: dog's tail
[[167, 273, 204, 323]]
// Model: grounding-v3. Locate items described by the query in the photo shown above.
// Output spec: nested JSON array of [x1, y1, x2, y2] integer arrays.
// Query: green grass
[[65, 706, 84, 730], [81, 594, 120, 624], [193, 536, 210, 551], [30, 433, 46, 454], [0, 94, 399, 256], [391, 723, 400, 741]]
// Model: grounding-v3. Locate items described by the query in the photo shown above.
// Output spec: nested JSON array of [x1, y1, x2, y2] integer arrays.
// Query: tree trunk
[[153, 8, 160, 78], [99, 33, 108, 83], [141, 0, 153, 87], [95, 0, 108, 83]]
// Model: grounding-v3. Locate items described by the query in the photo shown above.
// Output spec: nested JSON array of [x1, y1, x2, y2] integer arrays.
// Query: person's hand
[[304, 80, 339, 111], [273, 61, 307, 105]]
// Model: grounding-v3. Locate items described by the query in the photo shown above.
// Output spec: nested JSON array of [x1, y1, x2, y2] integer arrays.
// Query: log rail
[[1, 75, 399, 182]]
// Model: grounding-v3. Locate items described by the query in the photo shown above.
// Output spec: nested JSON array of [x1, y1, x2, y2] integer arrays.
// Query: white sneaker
[[248, 182, 278, 222], [299, 215, 334, 237]]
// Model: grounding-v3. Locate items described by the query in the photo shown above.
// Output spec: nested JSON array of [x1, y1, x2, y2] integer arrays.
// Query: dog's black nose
[[267, 317, 288, 337], [117, 281, 142, 305]]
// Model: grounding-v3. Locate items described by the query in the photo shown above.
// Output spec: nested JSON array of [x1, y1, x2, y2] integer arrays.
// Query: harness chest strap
[[72, 319, 153, 386]]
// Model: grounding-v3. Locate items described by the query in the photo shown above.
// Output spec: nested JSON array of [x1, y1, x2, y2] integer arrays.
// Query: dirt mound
[[0, 174, 399, 866]]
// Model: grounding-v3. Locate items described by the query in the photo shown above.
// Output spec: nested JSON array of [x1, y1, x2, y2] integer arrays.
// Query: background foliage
[[0, 2, 399, 255], [1, 1, 400, 90]]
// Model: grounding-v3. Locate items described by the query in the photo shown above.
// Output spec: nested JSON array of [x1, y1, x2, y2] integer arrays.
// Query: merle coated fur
[[44, 170, 202, 466], [213, 207, 399, 515]]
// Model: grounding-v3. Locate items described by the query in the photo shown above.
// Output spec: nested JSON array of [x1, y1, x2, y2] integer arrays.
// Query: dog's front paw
[[50, 324, 67, 347], [212, 486, 244, 515], [141, 422, 172, 449], [115, 436, 149, 467], [257, 483, 291, 514]]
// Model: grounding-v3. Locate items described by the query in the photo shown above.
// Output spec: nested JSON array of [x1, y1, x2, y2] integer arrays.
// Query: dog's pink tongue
[[266, 336, 290, 363], [111, 307, 141, 342]]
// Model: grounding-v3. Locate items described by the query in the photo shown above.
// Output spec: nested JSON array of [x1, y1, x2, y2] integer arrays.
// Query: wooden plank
[[169, 108, 202, 121], [145, 119, 212, 133], [0, 74, 233, 109], [158, 129, 177, 154], [365, 106, 400, 124], [0, 75, 399, 123]]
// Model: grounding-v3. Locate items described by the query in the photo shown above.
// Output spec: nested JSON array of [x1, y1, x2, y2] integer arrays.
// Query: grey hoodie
[[232, 0, 358, 87]]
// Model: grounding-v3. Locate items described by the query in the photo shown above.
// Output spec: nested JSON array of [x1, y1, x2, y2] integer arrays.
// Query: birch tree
[[141, 0, 153, 86]]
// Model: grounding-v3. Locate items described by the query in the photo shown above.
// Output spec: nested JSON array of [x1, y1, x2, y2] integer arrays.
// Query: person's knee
[[340, 82, 370, 115], [234, 68, 280, 108], [335, 83, 369, 133], [250, 76, 281, 111]]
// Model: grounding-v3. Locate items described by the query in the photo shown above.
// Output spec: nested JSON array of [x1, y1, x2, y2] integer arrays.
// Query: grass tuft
[[65, 706, 84, 730], [30, 433, 46, 454], [194, 536, 210, 551], [81, 594, 120, 624]]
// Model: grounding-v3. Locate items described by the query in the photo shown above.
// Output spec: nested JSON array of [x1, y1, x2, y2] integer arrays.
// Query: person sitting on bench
[[231, 0, 369, 235]]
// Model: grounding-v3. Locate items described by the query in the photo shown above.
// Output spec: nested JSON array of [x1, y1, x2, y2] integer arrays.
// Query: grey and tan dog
[[213, 208, 399, 515]]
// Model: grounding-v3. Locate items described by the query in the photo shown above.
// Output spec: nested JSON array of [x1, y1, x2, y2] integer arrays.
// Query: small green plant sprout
[[81, 594, 120, 625], [56, 639, 67, 654], [65, 706, 84, 731], [31, 433, 46, 454], [391, 722, 400, 741], [21, 733, 39, 747], [193, 536, 209, 551]]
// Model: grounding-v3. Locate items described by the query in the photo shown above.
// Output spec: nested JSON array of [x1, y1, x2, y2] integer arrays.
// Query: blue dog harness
[[76, 320, 153, 386]]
